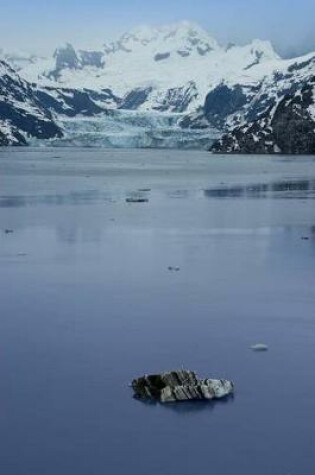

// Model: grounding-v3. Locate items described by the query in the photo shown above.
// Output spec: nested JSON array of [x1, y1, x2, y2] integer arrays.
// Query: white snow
[[308, 87, 315, 121], [10, 21, 284, 111], [2, 22, 314, 147], [0, 120, 20, 144]]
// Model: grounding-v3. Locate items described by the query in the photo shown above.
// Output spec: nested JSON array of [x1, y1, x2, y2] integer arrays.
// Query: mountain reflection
[[0, 190, 114, 208], [204, 179, 315, 199]]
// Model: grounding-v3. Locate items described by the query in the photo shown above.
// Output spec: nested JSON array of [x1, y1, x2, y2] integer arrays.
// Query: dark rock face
[[243, 51, 264, 70], [119, 87, 153, 110], [154, 82, 198, 113], [186, 35, 214, 56], [272, 84, 315, 153], [79, 50, 105, 68], [154, 52, 171, 62], [119, 82, 198, 113], [55, 43, 79, 70], [48, 44, 105, 80], [179, 110, 214, 129], [132, 370, 234, 403], [0, 98, 62, 140], [35, 87, 119, 117], [288, 57, 314, 73], [0, 127, 26, 146], [211, 82, 315, 154], [177, 50, 190, 57], [204, 84, 249, 128], [103, 39, 132, 55], [0, 60, 62, 145]]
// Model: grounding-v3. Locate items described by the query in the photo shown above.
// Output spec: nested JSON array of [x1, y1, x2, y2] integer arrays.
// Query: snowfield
[[8, 22, 282, 112], [1, 21, 315, 149]]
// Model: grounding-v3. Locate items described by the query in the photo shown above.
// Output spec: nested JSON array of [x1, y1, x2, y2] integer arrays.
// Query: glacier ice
[[31, 110, 219, 149]]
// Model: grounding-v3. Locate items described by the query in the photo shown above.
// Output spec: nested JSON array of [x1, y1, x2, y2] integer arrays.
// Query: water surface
[[0, 148, 315, 475]]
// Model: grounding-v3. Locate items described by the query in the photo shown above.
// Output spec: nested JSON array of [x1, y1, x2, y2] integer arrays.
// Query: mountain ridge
[[0, 22, 314, 151]]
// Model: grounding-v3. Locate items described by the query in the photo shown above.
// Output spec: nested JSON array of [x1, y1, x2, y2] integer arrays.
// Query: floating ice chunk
[[250, 344, 269, 352], [131, 370, 234, 403]]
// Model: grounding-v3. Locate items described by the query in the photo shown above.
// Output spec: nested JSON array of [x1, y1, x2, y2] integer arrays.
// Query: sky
[[0, 0, 315, 58]]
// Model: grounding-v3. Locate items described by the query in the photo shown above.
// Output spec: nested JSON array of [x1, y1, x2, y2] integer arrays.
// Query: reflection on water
[[135, 394, 235, 414], [1, 179, 315, 209], [0, 190, 114, 208], [204, 179, 315, 199]]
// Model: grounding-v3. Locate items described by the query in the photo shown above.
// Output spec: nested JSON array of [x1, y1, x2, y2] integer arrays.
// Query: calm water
[[0, 148, 315, 475]]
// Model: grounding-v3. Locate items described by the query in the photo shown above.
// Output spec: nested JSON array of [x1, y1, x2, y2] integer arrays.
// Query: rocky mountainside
[[0, 22, 314, 151], [35, 86, 119, 117], [210, 55, 315, 153], [0, 60, 62, 145], [211, 83, 315, 154]]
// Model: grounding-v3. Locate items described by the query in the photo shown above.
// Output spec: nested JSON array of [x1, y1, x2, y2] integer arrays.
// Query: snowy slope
[[12, 22, 281, 113], [212, 69, 315, 154], [0, 60, 62, 145], [203, 53, 315, 126], [1, 22, 315, 150]]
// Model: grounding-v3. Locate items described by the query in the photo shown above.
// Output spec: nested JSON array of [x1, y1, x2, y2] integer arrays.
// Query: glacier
[[1, 21, 314, 151], [30, 110, 219, 149]]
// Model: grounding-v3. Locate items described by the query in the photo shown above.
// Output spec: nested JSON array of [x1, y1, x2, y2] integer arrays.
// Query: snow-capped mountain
[[0, 60, 62, 145], [209, 54, 315, 153], [0, 21, 314, 151], [212, 80, 315, 153], [13, 22, 281, 113]]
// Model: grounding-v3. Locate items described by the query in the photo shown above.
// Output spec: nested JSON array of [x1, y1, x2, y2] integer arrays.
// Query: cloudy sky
[[1, 0, 314, 58]]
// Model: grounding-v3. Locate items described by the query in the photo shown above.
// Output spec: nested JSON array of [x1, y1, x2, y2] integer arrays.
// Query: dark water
[[0, 148, 315, 475]]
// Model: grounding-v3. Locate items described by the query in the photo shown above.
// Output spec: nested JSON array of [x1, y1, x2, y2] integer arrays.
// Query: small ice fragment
[[126, 197, 148, 203], [250, 344, 269, 352]]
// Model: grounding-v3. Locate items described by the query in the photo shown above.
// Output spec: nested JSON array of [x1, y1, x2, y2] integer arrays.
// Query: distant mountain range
[[0, 21, 314, 152]]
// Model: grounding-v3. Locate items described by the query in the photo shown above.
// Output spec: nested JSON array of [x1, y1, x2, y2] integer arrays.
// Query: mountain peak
[[104, 21, 219, 57], [127, 24, 158, 41], [162, 21, 211, 37], [249, 39, 280, 60], [127, 21, 211, 40], [53, 43, 79, 71]]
